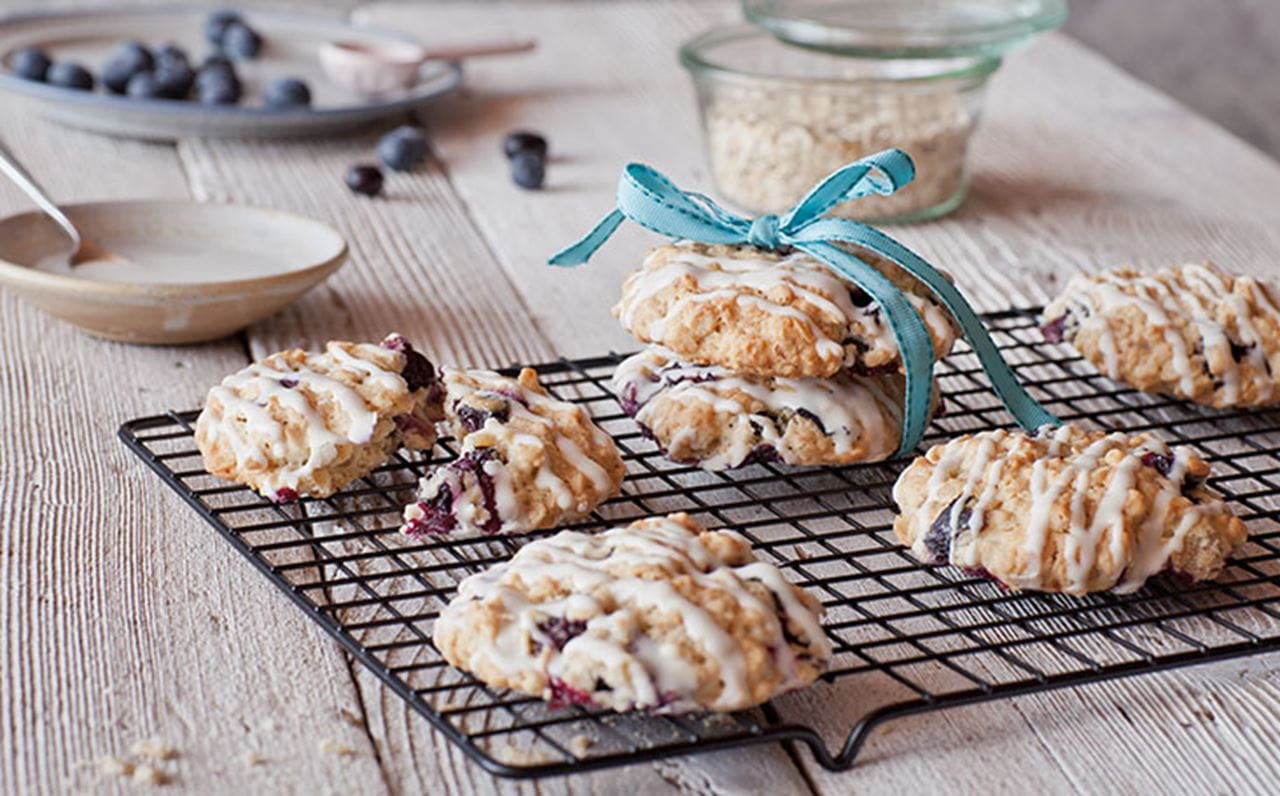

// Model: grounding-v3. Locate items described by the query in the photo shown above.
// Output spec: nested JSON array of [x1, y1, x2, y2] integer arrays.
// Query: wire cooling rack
[[119, 308, 1280, 778]]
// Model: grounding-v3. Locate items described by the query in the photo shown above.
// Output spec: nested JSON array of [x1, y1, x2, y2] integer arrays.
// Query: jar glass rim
[[679, 25, 1003, 87]]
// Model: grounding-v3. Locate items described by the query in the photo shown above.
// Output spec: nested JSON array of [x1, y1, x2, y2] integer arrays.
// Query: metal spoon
[[0, 137, 116, 269]]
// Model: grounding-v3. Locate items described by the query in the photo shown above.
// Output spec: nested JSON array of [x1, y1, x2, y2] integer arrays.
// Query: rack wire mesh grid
[[118, 309, 1280, 779]]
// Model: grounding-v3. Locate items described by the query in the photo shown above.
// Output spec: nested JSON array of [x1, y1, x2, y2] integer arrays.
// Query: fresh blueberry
[[345, 164, 383, 197], [377, 125, 429, 172], [11, 47, 51, 81], [263, 77, 310, 109], [153, 43, 189, 69], [511, 151, 545, 190], [197, 77, 240, 105], [125, 71, 163, 99], [195, 62, 239, 92], [199, 53, 233, 72], [100, 57, 139, 94], [110, 40, 154, 73], [205, 9, 243, 45], [47, 62, 94, 91], [221, 21, 262, 59], [154, 64, 194, 99], [502, 130, 547, 160]]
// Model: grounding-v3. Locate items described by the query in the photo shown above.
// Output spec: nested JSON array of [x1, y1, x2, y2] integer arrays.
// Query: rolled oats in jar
[[681, 25, 1000, 223]]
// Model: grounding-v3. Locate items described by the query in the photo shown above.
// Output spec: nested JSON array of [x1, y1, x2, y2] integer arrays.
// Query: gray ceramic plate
[[0, 6, 462, 139]]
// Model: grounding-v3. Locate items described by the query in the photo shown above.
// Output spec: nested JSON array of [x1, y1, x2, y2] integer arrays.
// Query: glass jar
[[680, 25, 1000, 224]]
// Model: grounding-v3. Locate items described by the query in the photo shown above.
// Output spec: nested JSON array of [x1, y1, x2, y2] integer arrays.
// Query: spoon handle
[[0, 137, 81, 250], [420, 38, 537, 62]]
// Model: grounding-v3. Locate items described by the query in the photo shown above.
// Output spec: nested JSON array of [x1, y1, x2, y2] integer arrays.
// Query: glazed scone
[[612, 346, 922, 469], [195, 334, 444, 501], [892, 424, 1247, 595], [614, 242, 957, 378], [433, 513, 831, 713], [1041, 262, 1280, 408], [400, 367, 624, 536]]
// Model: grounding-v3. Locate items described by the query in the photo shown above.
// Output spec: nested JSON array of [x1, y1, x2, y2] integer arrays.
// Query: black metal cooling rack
[[119, 308, 1280, 779]]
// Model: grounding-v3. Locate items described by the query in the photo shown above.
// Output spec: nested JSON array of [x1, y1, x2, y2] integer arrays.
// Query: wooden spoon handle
[[420, 38, 537, 61]]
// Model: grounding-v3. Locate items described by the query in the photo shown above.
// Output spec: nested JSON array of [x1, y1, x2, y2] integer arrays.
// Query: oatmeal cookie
[[195, 334, 443, 501], [612, 346, 926, 469], [892, 424, 1247, 594], [401, 367, 624, 537], [614, 242, 957, 378], [1041, 262, 1280, 408], [432, 513, 831, 713]]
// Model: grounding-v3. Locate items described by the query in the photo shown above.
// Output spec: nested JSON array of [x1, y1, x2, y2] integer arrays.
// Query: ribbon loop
[[548, 148, 1060, 456]]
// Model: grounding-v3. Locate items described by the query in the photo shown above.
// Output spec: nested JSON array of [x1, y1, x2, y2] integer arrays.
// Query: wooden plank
[[0, 124, 386, 792]]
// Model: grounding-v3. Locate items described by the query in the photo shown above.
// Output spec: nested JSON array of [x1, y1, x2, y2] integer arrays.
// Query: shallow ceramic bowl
[[0, 200, 346, 344]]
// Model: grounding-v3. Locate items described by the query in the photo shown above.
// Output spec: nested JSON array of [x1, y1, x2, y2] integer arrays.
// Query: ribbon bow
[[550, 148, 1058, 455]]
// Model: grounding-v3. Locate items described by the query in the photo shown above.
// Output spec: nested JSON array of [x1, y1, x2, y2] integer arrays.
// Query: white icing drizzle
[[898, 425, 1237, 594], [615, 243, 953, 369], [613, 347, 902, 469], [1048, 263, 1280, 404], [434, 515, 831, 712], [406, 367, 617, 535], [198, 341, 403, 495]]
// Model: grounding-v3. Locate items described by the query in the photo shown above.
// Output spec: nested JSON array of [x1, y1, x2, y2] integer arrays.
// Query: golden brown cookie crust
[[1042, 262, 1280, 408], [892, 424, 1247, 594], [195, 336, 442, 500], [432, 513, 831, 713], [614, 242, 957, 378]]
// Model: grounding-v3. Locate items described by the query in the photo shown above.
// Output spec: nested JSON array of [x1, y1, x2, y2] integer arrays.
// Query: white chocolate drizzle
[[1045, 263, 1280, 405], [197, 341, 405, 495], [895, 425, 1240, 594], [613, 347, 902, 469], [615, 244, 953, 369], [434, 515, 831, 712]]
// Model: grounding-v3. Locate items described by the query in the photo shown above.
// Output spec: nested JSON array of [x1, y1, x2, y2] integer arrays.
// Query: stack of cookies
[[610, 242, 957, 470]]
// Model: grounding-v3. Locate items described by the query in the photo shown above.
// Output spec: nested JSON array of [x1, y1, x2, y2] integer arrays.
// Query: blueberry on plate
[[47, 62, 95, 91], [199, 53, 233, 72], [11, 47, 51, 82], [100, 57, 139, 94], [502, 130, 547, 160], [154, 64, 195, 99], [345, 164, 384, 197], [125, 71, 162, 99], [377, 126, 429, 171], [154, 43, 189, 69], [263, 77, 310, 109], [220, 21, 262, 59], [110, 40, 154, 73], [196, 61, 239, 90], [197, 77, 240, 105], [205, 9, 242, 45], [511, 150, 545, 189]]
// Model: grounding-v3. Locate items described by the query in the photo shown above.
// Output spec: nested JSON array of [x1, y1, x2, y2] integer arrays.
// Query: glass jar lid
[[742, 0, 1067, 58]]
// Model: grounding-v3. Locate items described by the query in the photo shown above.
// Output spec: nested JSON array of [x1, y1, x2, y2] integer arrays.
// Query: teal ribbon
[[549, 148, 1058, 455]]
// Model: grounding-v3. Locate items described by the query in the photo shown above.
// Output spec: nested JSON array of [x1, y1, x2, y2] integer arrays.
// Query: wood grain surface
[[2, 1, 1280, 794]]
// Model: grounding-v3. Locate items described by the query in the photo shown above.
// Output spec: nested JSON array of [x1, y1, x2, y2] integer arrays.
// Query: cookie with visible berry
[[400, 367, 624, 537], [892, 424, 1247, 594], [195, 334, 444, 501], [432, 512, 831, 713], [612, 346, 928, 470], [614, 242, 957, 379], [1041, 262, 1280, 408]]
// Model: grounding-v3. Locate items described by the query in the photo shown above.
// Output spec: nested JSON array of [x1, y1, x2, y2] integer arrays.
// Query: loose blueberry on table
[[377, 126, 429, 172], [345, 165, 384, 197], [204, 9, 243, 45], [511, 150, 546, 190], [263, 77, 311, 109], [12, 47, 51, 82], [220, 21, 262, 60], [46, 62, 94, 91]]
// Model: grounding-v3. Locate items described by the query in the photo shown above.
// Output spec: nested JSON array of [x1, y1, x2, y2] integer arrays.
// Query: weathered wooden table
[[4, 2, 1280, 793]]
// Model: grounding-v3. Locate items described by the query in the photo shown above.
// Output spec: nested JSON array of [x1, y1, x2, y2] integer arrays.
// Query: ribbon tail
[[548, 209, 626, 267], [803, 220, 1060, 433], [794, 242, 936, 457]]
